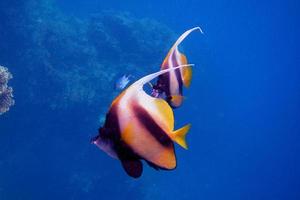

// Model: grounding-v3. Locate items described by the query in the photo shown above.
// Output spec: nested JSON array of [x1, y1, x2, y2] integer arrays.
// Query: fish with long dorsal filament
[[91, 64, 193, 178], [152, 27, 203, 108]]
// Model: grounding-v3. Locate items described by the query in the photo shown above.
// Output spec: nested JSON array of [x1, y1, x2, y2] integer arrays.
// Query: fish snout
[[90, 135, 99, 145]]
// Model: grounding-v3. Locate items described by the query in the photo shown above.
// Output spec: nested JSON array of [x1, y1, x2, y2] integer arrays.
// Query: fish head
[[91, 127, 118, 159]]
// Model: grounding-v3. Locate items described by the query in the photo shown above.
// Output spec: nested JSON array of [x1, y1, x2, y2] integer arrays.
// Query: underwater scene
[[0, 0, 299, 199]]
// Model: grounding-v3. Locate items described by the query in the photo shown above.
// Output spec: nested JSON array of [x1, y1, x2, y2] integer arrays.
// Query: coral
[[0, 66, 14, 115]]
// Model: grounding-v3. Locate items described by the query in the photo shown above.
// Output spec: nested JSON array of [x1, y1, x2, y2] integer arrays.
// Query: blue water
[[1, 0, 299, 199]]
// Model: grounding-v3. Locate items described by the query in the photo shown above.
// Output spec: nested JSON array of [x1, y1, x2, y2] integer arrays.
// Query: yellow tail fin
[[172, 124, 191, 149]]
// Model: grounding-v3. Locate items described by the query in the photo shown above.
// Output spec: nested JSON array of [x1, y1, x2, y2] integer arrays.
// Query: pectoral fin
[[153, 97, 174, 130]]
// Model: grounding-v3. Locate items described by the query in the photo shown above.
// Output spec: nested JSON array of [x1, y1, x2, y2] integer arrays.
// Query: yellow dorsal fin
[[172, 124, 191, 149], [153, 98, 174, 131]]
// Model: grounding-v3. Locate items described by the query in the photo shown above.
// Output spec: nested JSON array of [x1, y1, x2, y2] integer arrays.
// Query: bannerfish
[[115, 74, 131, 90], [152, 27, 203, 108], [91, 64, 193, 178]]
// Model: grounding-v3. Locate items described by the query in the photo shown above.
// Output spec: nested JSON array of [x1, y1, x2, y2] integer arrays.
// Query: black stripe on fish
[[101, 106, 138, 159], [157, 72, 171, 97], [102, 105, 122, 141], [132, 104, 173, 148], [103, 105, 144, 178], [133, 103, 177, 170]]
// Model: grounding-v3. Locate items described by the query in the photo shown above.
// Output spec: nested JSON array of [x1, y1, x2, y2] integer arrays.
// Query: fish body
[[92, 65, 192, 178], [153, 27, 202, 108]]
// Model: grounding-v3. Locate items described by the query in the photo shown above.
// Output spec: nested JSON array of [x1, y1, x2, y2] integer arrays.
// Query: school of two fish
[[91, 27, 203, 178]]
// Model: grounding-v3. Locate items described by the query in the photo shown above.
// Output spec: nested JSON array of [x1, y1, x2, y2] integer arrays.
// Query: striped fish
[[91, 64, 193, 178], [152, 27, 203, 108]]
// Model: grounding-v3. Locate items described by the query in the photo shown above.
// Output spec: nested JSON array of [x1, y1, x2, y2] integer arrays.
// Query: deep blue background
[[1, 0, 299, 199]]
